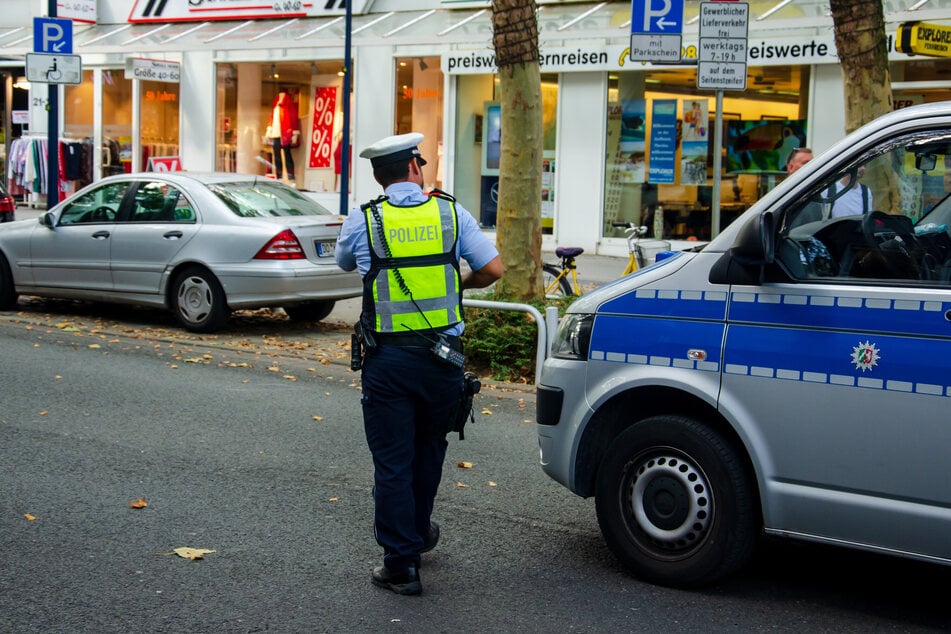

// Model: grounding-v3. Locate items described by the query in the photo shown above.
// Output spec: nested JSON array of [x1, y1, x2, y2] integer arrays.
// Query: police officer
[[335, 132, 502, 596]]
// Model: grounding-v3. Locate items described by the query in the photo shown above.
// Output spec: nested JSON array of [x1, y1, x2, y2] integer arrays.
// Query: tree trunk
[[829, 0, 892, 133], [829, 0, 897, 212], [492, 0, 543, 301]]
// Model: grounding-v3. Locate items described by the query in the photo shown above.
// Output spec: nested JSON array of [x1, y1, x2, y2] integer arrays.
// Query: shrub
[[462, 295, 574, 383]]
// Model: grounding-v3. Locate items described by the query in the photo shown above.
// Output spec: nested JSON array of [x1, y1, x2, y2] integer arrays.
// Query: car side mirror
[[709, 212, 775, 285], [40, 212, 55, 228]]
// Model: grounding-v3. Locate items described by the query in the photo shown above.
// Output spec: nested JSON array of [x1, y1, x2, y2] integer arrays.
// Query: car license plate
[[316, 239, 336, 257]]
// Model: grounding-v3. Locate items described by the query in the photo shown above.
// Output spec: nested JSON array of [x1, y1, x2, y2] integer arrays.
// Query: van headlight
[[551, 313, 593, 360]]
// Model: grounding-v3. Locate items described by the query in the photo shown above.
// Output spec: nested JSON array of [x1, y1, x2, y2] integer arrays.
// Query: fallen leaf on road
[[457, 461, 474, 469], [328, 497, 339, 502], [163, 547, 216, 560], [24, 513, 37, 521], [88, 344, 101, 349], [39, 410, 48, 416], [313, 415, 324, 422], [480, 408, 492, 415], [283, 375, 297, 381], [456, 482, 469, 488], [129, 497, 148, 509], [489, 482, 497, 487]]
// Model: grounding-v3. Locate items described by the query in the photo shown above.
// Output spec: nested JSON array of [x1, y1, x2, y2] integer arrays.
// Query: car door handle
[[91, 230, 110, 239], [163, 231, 183, 239]]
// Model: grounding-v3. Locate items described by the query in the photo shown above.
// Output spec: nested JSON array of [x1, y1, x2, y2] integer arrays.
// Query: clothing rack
[[7, 135, 92, 207]]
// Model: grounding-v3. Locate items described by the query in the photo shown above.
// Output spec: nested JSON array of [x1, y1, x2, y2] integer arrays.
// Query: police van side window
[[778, 133, 951, 286]]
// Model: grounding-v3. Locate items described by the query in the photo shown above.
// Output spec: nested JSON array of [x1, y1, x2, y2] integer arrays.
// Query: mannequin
[[267, 91, 300, 184]]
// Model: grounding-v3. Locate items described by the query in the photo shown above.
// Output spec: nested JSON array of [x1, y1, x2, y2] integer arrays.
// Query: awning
[[2, 1, 950, 59]]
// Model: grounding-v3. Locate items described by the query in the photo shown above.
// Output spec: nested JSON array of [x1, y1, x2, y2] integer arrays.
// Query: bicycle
[[542, 222, 655, 297]]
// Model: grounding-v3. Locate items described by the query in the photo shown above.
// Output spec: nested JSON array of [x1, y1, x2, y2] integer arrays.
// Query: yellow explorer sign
[[897, 21, 951, 58]]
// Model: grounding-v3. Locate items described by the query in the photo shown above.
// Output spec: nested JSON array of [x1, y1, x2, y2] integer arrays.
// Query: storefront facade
[[2, 0, 950, 255]]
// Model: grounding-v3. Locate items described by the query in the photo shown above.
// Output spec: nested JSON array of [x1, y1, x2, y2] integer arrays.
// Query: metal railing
[[463, 299, 560, 385]]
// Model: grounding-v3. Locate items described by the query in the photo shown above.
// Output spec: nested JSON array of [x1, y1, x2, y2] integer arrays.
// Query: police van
[[536, 102, 951, 588]]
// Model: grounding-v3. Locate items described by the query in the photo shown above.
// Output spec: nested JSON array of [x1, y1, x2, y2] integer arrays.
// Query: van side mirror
[[709, 212, 775, 285]]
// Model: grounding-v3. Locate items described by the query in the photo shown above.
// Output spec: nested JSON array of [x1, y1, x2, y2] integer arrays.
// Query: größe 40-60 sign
[[125, 58, 181, 83]]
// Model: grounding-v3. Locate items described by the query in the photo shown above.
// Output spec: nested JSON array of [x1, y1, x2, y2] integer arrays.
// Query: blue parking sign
[[631, 0, 684, 35], [34, 17, 73, 54]]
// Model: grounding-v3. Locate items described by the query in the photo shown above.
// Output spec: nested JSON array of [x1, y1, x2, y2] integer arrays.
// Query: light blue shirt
[[335, 181, 499, 335]]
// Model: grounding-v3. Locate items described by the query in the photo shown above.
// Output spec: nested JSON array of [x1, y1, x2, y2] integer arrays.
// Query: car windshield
[[209, 181, 334, 218]]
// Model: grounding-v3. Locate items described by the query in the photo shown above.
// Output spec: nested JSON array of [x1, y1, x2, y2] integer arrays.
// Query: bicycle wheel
[[543, 263, 575, 296]]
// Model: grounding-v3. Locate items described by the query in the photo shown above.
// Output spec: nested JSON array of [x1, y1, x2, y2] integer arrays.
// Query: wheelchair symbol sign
[[25, 53, 83, 85]]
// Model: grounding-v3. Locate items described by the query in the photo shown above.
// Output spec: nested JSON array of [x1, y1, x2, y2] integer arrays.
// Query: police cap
[[359, 132, 427, 168]]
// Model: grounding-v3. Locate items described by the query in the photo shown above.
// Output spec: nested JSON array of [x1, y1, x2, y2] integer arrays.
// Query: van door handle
[[163, 231, 183, 239], [91, 230, 110, 239]]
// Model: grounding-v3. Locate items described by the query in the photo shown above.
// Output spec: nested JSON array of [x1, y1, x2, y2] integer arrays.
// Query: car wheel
[[595, 415, 758, 588], [543, 263, 574, 296], [0, 252, 18, 309], [283, 300, 335, 322], [172, 266, 230, 333]]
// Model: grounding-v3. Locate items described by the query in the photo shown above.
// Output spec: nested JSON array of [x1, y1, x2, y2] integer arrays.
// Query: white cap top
[[359, 132, 427, 167]]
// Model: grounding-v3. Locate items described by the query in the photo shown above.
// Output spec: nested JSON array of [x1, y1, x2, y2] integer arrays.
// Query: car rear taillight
[[254, 229, 306, 260], [0, 196, 14, 212]]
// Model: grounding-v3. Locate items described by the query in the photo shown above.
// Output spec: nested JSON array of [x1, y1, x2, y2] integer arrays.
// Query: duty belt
[[375, 331, 462, 351]]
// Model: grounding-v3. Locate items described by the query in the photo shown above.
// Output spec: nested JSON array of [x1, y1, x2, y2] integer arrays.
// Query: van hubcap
[[628, 453, 712, 550]]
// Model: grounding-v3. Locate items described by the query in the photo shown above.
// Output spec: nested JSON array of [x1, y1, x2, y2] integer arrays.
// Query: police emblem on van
[[851, 341, 880, 372]]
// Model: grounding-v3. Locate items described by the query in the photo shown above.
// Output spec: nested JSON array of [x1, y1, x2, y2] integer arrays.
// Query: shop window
[[604, 65, 807, 241], [452, 72, 558, 231], [395, 56, 444, 191], [101, 69, 132, 179], [215, 61, 346, 193], [141, 79, 180, 170]]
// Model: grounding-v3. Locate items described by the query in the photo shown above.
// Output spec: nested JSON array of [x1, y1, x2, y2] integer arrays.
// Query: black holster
[[449, 372, 481, 440]]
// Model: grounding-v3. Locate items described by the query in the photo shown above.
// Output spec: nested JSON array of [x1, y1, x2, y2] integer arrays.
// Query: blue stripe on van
[[589, 315, 724, 372], [728, 291, 951, 339], [724, 324, 951, 397], [598, 288, 728, 320]]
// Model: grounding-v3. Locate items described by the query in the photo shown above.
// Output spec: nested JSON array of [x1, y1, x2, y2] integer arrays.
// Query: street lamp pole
[[46, 0, 60, 207], [339, 0, 353, 216]]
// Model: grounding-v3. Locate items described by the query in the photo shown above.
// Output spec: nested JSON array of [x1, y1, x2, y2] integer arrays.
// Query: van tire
[[595, 415, 757, 588]]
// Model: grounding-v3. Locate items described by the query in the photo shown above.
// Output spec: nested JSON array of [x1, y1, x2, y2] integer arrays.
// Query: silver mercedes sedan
[[0, 173, 362, 332]]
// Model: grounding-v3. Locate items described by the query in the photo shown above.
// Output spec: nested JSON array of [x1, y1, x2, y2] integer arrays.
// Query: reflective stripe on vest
[[363, 196, 461, 333]]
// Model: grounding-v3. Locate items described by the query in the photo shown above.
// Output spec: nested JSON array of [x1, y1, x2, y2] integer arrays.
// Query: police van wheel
[[595, 415, 758, 588], [543, 264, 573, 296]]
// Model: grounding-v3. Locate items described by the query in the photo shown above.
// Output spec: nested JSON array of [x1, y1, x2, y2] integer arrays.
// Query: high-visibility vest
[[362, 195, 462, 333]]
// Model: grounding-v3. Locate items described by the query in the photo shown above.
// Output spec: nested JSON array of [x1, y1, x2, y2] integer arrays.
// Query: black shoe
[[372, 565, 421, 596], [420, 521, 440, 554]]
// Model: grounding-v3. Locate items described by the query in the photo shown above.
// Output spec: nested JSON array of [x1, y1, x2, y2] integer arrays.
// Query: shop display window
[[604, 65, 808, 241], [395, 56, 443, 192], [215, 60, 347, 193], [452, 73, 558, 231]]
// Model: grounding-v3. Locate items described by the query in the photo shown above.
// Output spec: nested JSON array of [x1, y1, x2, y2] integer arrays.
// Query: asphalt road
[[1, 306, 950, 633]]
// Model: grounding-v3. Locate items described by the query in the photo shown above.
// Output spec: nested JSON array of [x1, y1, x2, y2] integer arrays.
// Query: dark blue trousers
[[360, 344, 463, 573]]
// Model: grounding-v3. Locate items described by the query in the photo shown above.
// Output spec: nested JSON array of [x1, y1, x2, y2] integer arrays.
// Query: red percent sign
[[309, 86, 337, 169]]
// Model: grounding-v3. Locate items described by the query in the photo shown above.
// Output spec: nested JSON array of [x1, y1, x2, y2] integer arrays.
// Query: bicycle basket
[[636, 239, 671, 268]]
